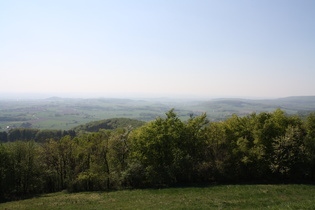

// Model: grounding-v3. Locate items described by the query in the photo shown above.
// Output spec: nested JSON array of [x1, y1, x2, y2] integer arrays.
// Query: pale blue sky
[[1, 0, 314, 98]]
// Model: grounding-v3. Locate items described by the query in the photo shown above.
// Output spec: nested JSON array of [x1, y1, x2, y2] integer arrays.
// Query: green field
[[1, 96, 315, 131], [1, 185, 315, 209]]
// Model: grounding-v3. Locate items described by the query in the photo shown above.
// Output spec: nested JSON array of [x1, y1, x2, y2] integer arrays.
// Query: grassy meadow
[[1, 184, 315, 209]]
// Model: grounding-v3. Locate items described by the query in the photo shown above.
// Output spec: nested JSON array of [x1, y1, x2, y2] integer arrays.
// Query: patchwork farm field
[[0, 98, 178, 131], [1, 185, 315, 209], [1, 96, 315, 131]]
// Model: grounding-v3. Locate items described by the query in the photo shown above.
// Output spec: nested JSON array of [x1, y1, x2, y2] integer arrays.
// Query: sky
[[0, 0, 314, 99]]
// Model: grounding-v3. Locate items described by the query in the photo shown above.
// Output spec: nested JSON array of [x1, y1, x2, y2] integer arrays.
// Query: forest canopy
[[1, 109, 315, 201]]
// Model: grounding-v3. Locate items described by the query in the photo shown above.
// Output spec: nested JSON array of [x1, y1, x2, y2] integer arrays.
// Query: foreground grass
[[1, 185, 315, 209]]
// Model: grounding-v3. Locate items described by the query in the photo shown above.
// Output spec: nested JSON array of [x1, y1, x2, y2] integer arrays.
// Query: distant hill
[[1, 96, 315, 131], [194, 96, 315, 119], [275, 96, 315, 102], [252, 96, 315, 111], [72, 118, 145, 132]]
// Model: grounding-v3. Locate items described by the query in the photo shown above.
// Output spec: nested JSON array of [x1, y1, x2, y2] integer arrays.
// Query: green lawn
[[1, 185, 315, 209]]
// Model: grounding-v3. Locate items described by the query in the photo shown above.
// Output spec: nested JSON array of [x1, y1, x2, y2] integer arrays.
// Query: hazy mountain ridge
[[0, 96, 315, 131], [200, 96, 315, 111]]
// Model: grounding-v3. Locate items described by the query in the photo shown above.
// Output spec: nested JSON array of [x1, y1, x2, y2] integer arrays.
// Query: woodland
[[1, 109, 315, 202]]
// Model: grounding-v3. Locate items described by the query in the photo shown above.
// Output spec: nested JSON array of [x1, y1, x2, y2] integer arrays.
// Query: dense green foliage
[[0, 128, 75, 143], [1, 109, 315, 201], [0, 118, 144, 142]]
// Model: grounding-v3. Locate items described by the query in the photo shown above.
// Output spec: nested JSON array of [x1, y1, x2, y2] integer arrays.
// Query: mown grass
[[1, 184, 315, 209]]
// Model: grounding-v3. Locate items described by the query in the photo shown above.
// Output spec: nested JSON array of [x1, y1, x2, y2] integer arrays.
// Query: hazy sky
[[1, 0, 314, 98]]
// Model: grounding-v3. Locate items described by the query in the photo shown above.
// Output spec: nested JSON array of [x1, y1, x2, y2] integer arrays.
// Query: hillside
[[72, 118, 145, 132], [1, 96, 315, 131], [193, 96, 315, 121]]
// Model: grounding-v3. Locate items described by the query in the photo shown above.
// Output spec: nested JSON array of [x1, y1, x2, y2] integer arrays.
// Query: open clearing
[[1, 184, 315, 209]]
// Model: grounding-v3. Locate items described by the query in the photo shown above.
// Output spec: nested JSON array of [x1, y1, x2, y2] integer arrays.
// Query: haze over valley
[[1, 95, 315, 131]]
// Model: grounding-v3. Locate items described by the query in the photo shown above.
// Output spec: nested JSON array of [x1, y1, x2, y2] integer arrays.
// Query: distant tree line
[[72, 118, 144, 133], [0, 128, 75, 143], [1, 109, 315, 201]]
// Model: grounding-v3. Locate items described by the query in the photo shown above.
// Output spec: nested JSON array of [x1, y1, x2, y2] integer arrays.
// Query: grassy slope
[[1, 185, 315, 209], [72, 118, 145, 133]]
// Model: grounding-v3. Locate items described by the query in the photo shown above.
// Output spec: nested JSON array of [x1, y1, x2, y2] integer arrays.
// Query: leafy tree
[[106, 127, 132, 187], [72, 132, 111, 191], [270, 126, 306, 179], [8, 128, 39, 142], [0, 143, 12, 201], [175, 113, 208, 182], [202, 122, 230, 181], [73, 118, 145, 133], [35, 129, 62, 142], [222, 114, 259, 180], [41, 136, 77, 190], [130, 110, 182, 186], [304, 112, 315, 179], [2, 110, 315, 200], [0, 131, 8, 142], [3, 141, 44, 198], [129, 109, 208, 186]]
